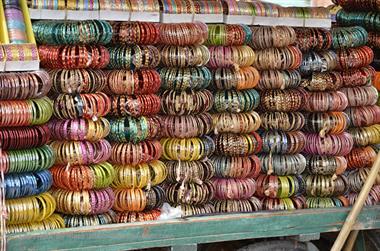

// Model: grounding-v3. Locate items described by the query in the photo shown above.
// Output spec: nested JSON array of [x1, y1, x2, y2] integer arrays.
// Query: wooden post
[[343, 230, 359, 251], [331, 151, 380, 251]]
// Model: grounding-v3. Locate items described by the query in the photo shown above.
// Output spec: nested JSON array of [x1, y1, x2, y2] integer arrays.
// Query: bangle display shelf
[[0, 0, 39, 71]]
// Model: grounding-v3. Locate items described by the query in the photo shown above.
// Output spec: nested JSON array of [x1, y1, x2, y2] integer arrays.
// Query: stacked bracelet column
[[107, 22, 166, 223], [0, 70, 64, 233], [207, 24, 262, 213], [35, 20, 117, 228], [251, 26, 307, 210], [158, 22, 216, 216]]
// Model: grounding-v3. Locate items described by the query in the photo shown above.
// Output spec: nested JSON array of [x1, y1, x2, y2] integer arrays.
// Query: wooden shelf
[[7, 206, 380, 251]]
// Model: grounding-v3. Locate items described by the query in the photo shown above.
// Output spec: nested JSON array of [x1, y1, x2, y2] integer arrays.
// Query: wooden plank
[[7, 206, 380, 251]]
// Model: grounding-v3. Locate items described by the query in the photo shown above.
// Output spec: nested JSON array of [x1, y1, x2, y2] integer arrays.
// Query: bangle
[[164, 181, 214, 206], [261, 131, 306, 154], [110, 94, 161, 117], [345, 105, 380, 127], [63, 211, 116, 227], [107, 45, 160, 69], [305, 174, 348, 197], [261, 196, 306, 210], [257, 70, 301, 90], [51, 187, 115, 215], [347, 167, 380, 193], [158, 22, 208, 45], [159, 67, 212, 91], [181, 203, 215, 216], [213, 132, 262, 156], [165, 159, 215, 183], [306, 197, 349, 208], [250, 26, 296, 49], [110, 140, 162, 165], [303, 91, 348, 112], [305, 155, 347, 175], [213, 111, 261, 134], [0, 125, 51, 150], [50, 139, 112, 165], [335, 46, 374, 70], [302, 72, 343, 91], [160, 90, 213, 115], [213, 197, 262, 213], [206, 24, 250, 46], [340, 86, 378, 107], [211, 155, 260, 179], [255, 174, 303, 199], [115, 209, 161, 223], [193, 0, 224, 15], [304, 111, 349, 135], [212, 178, 256, 200], [208, 46, 255, 68], [346, 185, 380, 206], [252, 46, 302, 71], [213, 89, 260, 113], [261, 88, 305, 112], [111, 22, 159, 45], [260, 112, 305, 132], [346, 146, 377, 170], [334, 0, 380, 11], [348, 124, 380, 146], [332, 26, 368, 49], [159, 45, 210, 67], [161, 113, 213, 138], [299, 50, 337, 76], [212, 66, 260, 90], [145, 186, 165, 210], [113, 188, 147, 212], [341, 66, 376, 88], [51, 162, 115, 190], [295, 28, 332, 52], [259, 153, 306, 175], [6, 214, 64, 234], [303, 132, 354, 156]]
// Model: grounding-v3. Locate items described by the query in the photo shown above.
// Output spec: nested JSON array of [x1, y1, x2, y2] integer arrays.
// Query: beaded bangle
[[111, 22, 159, 45], [331, 26, 368, 49], [63, 211, 116, 227], [335, 46, 374, 70], [250, 26, 296, 49], [255, 174, 303, 199], [260, 112, 305, 132], [164, 181, 215, 206], [51, 188, 115, 215], [213, 89, 260, 113], [110, 94, 161, 117], [259, 153, 306, 175], [1, 145, 55, 174], [211, 155, 260, 179], [299, 50, 337, 76], [340, 86, 378, 107], [261, 131, 306, 154], [0, 70, 51, 100], [346, 146, 377, 170], [109, 116, 161, 143], [303, 132, 354, 156], [160, 90, 213, 115], [160, 113, 213, 138], [305, 155, 347, 175], [115, 210, 161, 223], [6, 192, 56, 224], [0, 125, 51, 150], [302, 72, 343, 91], [303, 91, 348, 112], [305, 174, 348, 197], [158, 22, 208, 45], [165, 159, 215, 183], [50, 139, 112, 165], [213, 133, 262, 156], [213, 111, 261, 135], [295, 28, 332, 52], [252, 46, 302, 71], [159, 67, 211, 91], [212, 66, 260, 90], [208, 45, 255, 68], [213, 197, 262, 213], [6, 214, 64, 234], [51, 162, 115, 191], [345, 106, 380, 128], [161, 136, 215, 161], [113, 188, 147, 212], [159, 45, 210, 67], [261, 196, 306, 211], [260, 89, 305, 112], [257, 70, 301, 90], [5, 170, 52, 199], [49, 118, 110, 142], [340, 66, 376, 87], [348, 124, 380, 146], [112, 160, 167, 189], [49, 69, 107, 94], [306, 197, 349, 208], [110, 140, 162, 165], [181, 203, 215, 216], [0, 97, 53, 127], [212, 178, 256, 200], [304, 112, 349, 135], [107, 45, 160, 70]]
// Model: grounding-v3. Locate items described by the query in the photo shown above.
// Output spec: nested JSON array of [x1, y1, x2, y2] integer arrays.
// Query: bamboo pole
[[342, 230, 359, 251], [331, 151, 380, 251]]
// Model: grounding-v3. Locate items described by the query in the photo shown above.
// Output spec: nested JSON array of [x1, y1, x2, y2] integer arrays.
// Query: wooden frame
[[7, 206, 380, 251]]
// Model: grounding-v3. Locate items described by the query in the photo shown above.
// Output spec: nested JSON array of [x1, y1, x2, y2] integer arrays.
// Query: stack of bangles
[[53, 93, 111, 120], [7, 214, 65, 234], [5, 170, 52, 199], [213, 133, 262, 156], [299, 51, 337, 76], [304, 112, 349, 135], [348, 168, 380, 193], [368, 32, 380, 48], [346, 146, 377, 169], [160, 90, 213, 115], [305, 155, 347, 175], [158, 22, 208, 45], [212, 178, 257, 200], [0, 97, 53, 127], [165, 159, 215, 183], [0, 125, 51, 150], [348, 124, 380, 146], [260, 89, 305, 112], [165, 182, 215, 206], [32, 20, 113, 45], [345, 106, 380, 127], [49, 69, 107, 94], [340, 86, 378, 107], [261, 196, 306, 210], [259, 154, 306, 175], [145, 186, 165, 210], [194, 0, 223, 15], [212, 66, 260, 90], [50, 162, 115, 191], [306, 197, 349, 208], [111, 22, 159, 45], [113, 188, 163, 212], [115, 210, 161, 223], [107, 45, 160, 69], [335, 46, 374, 70], [304, 175, 348, 197], [260, 112, 305, 131], [159, 45, 210, 67], [331, 26, 368, 49], [207, 46, 255, 68], [302, 72, 344, 91], [255, 175, 304, 199], [212, 111, 261, 134], [49, 118, 110, 142], [51, 188, 115, 215], [303, 132, 354, 156], [160, 113, 213, 138], [346, 185, 380, 206], [129, 0, 160, 13], [336, 10, 380, 31], [1, 145, 55, 174], [261, 131, 306, 154], [181, 203, 215, 216], [159, 67, 212, 90], [38, 45, 110, 69], [112, 160, 167, 189], [213, 89, 260, 113], [206, 24, 251, 46], [161, 137, 215, 161], [256, 69, 301, 90], [252, 46, 302, 70], [50, 139, 112, 165], [295, 28, 332, 52], [303, 91, 348, 112], [110, 140, 162, 165], [250, 26, 296, 49], [224, 1, 254, 16], [108, 116, 161, 143], [211, 155, 260, 179], [63, 211, 116, 227], [6, 192, 56, 224], [0, 70, 52, 100], [110, 94, 161, 117], [105, 69, 161, 95], [333, 0, 380, 11], [213, 197, 263, 213], [340, 66, 375, 87]]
